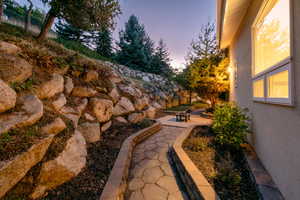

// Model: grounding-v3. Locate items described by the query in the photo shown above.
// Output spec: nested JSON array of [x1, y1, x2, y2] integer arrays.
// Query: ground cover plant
[[183, 126, 259, 200]]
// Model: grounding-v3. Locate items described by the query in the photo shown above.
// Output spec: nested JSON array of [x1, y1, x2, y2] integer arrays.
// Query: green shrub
[[186, 138, 207, 152], [136, 119, 154, 129], [216, 154, 242, 187], [212, 103, 249, 149]]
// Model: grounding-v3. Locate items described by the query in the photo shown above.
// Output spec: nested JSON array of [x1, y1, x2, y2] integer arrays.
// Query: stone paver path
[[125, 114, 212, 200], [125, 125, 187, 200]]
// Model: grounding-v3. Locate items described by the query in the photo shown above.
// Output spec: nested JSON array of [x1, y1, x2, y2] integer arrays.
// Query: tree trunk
[[25, 1, 33, 33], [37, 10, 55, 41], [0, 0, 4, 24]]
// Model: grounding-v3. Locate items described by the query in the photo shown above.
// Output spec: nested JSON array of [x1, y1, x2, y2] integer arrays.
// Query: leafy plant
[[11, 78, 35, 92], [212, 103, 249, 149], [0, 132, 12, 151], [186, 138, 207, 152], [217, 168, 241, 187], [216, 154, 242, 188], [136, 119, 154, 129], [52, 56, 69, 69]]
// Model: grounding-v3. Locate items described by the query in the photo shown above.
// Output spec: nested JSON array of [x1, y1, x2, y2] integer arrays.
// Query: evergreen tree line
[[56, 15, 174, 77]]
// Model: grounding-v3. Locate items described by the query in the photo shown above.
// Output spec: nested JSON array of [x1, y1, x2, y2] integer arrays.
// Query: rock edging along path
[[100, 122, 162, 200]]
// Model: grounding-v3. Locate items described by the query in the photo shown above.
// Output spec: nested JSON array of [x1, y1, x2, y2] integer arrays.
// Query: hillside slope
[[0, 23, 189, 199]]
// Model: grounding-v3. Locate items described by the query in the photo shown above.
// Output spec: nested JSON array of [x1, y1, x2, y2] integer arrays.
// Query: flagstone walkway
[[125, 114, 212, 200]]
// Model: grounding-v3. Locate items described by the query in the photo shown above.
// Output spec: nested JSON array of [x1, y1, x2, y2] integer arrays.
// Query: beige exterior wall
[[229, 0, 300, 199]]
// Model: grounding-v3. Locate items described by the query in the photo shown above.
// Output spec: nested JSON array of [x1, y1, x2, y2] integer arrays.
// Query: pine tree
[[96, 27, 113, 58], [55, 20, 84, 42], [151, 39, 173, 76], [116, 15, 154, 71]]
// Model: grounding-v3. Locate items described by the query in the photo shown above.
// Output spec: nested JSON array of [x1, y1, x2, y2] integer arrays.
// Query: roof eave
[[217, 0, 251, 49], [217, 0, 226, 48]]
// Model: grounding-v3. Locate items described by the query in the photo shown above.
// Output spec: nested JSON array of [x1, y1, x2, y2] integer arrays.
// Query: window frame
[[253, 76, 266, 102], [251, 0, 294, 106], [266, 64, 292, 104]]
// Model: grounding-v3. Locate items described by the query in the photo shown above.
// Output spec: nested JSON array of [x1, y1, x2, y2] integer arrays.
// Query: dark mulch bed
[[43, 119, 154, 200], [183, 126, 260, 200]]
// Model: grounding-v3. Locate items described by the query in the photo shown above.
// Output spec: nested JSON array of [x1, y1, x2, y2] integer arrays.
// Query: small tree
[[151, 39, 173, 77], [55, 19, 84, 42], [189, 57, 229, 108], [187, 21, 218, 61], [173, 68, 193, 104], [186, 22, 229, 108], [38, 0, 121, 40], [96, 27, 113, 58]]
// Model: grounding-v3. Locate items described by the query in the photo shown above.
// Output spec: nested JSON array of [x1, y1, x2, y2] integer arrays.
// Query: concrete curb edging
[[244, 146, 285, 200], [100, 122, 162, 200], [170, 125, 220, 200]]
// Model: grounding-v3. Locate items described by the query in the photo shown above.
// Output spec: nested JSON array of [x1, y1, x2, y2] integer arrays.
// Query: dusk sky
[[16, 0, 216, 70]]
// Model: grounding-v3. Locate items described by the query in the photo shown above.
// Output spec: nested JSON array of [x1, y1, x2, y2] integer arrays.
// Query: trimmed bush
[[212, 103, 249, 149]]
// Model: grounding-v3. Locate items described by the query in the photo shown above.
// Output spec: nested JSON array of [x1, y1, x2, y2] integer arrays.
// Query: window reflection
[[253, 79, 264, 98], [268, 70, 289, 98], [254, 0, 290, 75]]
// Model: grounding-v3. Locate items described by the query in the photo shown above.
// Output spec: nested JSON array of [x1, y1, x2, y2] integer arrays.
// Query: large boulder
[[0, 54, 33, 84], [59, 106, 80, 128], [84, 70, 98, 82], [76, 98, 88, 115], [128, 113, 144, 124], [41, 118, 66, 136], [52, 94, 67, 111], [109, 88, 120, 104], [72, 86, 97, 97], [84, 113, 96, 121], [134, 96, 149, 111], [112, 97, 135, 116], [0, 135, 54, 198], [109, 70, 123, 84], [152, 102, 162, 110], [114, 116, 128, 124], [31, 130, 87, 199], [144, 106, 156, 119], [36, 74, 64, 99], [118, 84, 142, 99], [64, 76, 74, 94], [78, 122, 101, 143], [101, 120, 112, 132], [91, 98, 113, 123], [0, 79, 16, 113], [0, 95, 43, 135], [0, 41, 21, 54], [17, 95, 44, 127]]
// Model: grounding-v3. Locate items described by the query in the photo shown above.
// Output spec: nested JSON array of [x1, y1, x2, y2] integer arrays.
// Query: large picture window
[[252, 0, 292, 105]]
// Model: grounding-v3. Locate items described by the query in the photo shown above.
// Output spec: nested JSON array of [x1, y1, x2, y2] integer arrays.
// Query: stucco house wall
[[228, 0, 300, 199]]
